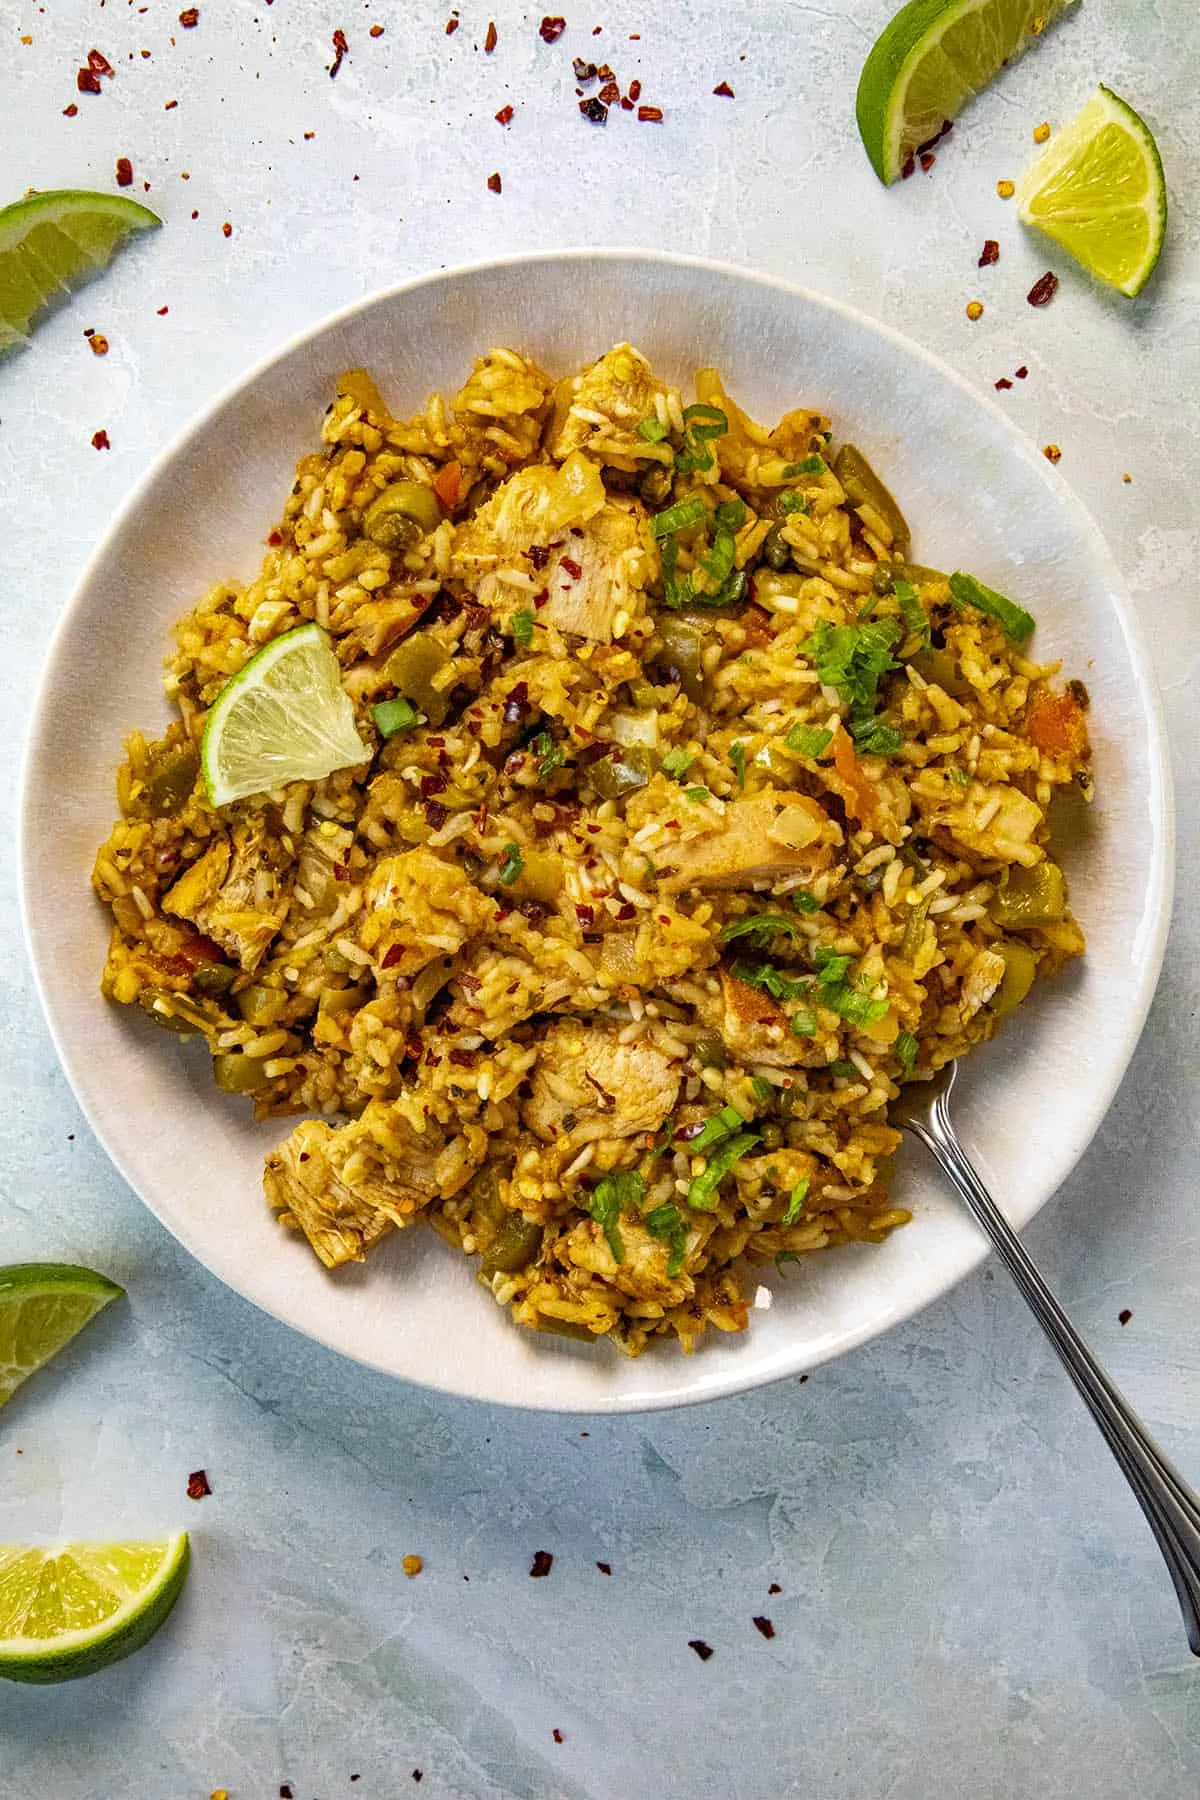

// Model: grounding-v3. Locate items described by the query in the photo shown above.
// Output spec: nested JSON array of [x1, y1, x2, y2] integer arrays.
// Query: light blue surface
[[2, 2, 1199, 1794]]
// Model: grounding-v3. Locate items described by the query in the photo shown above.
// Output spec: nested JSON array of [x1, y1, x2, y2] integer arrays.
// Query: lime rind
[[856, 0, 1078, 184], [0, 189, 161, 348], [1016, 85, 1166, 296], [0, 1264, 124, 1407], [201, 622, 372, 807], [0, 1534, 190, 1684]]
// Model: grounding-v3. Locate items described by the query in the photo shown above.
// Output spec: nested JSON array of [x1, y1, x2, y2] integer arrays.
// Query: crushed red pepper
[[596, 1560, 612, 1575], [279, 1788, 294, 1799], [63, 103, 79, 115], [598, 79, 620, 103], [580, 96, 607, 123], [222, 221, 232, 237], [1027, 271, 1059, 306], [919, 151, 936, 172], [495, 104, 513, 124], [574, 56, 596, 81], [995, 377, 1012, 390], [487, 171, 502, 192], [1119, 1308, 1133, 1324], [1014, 365, 1028, 378], [1042, 443, 1062, 463], [530, 1550, 553, 1577], [116, 156, 133, 187], [637, 104, 663, 122], [77, 68, 102, 93], [552, 1729, 564, 1744], [157, 305, 169, 315], [978, 238, 1000, 266], [539, 16, 567, 42], [752, 1615, 776, 1639], [370, 23, 384, 37], [186, 1469, 212, 1499], [485, 20, 498, 51], [179, 6, 199, 25], [445, 16, 460, 33], [713, 80, 735, 97], [900, 153, 916, 179], [768, 1582, 782, 1595], [88, 48, 115, 75], [329, 28, 349, 77], [164, 98, 179, 109], [688, 1639, 714, 1661], [91, 429, 111, 450], [88, 332, 110, 356]]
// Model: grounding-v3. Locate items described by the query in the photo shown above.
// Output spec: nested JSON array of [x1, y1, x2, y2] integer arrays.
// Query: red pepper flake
[[88, 333, 110, 356], [495, 104, 513, 124], [530, 1550, 554, 1578], [768, 1582, 782, 1595], [596, 1560, 612, 1575], [615, 902, 636, 921], [1119, 1308, 1133, 1325], [91, 429, 110, 450], [713, 80, 735, 97], [560, 555, 582, 580], [77, 68, 102, 93], [637, 104, 663, 122], [552, 1730, 564, 1745], [627, 77, 641, 101], [598, 79, 620, 103], [580, 96, 607, 123], [63, 103, 79, 115], [116, 156, 133, 187], [978, 238, 1000, 267], [688, 1639, 714, 1661], [573, 56, 596, 81], [179, 6, 199, 24], [1027, 270, 1059, 307], [191, 208, 199, 219], [1014, 364, 1028, 378], [88, 48, 115, 75], [186, 1468, 212, 1500], [445, 16, 460, 33], [900, 152, 916, 179], [487, 171, 503, 192], [540, 16, 567, 42], [329, 28, 349, 77], [528, 542, 551, 569], [575, 904, 595, 925], [280, 1788, 294, 1798], [424, 799, 449, 830], [164, 98, 179, 109], [994, 377, 1012, 390], [919, 151, 936, 172], [485, 20, 498, 51], [222, 221, 233, 237], [370, 22, 384, 36], [1042, 443, 1062, 463], [752, 1615, 775, 1640], [596, 62, 614, 79], [157, 305, 169, 314]]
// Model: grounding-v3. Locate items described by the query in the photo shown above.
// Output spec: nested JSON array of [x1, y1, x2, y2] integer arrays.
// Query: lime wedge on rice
[[201, 622, 371, 807], [856, 0, 1078, 184], [1016, 86, 1167, 295], [0, 189, 161, 351], [0, 1264, 123, 1408], [0, 1535, 189, 1683]]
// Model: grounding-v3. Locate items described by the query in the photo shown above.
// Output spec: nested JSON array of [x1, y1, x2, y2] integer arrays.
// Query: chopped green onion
[[783, 454, 826, 476], [791, 890, 821, 913], [785, 723, 833, 758], [813, 946, 853, 983], [718, 913, 802, 947], [715, 497, 748, 529], [893, 579, 931, 649], [850, 716, 904, 756], [831, 1060, 859, 1079], [497, 843, 523, 886], [789, 1007, 818, 1038], [684, 785, 711, 801], [778, 490, 809, 514], [896, 1031, 918, 1075], [675, 404, 729, 474], [948, 767, 970, 787], [636, 415, 669, 442], [730, 960, 812, 1003], [784, 1176, 810, 1224], [661, 747, 695, 780], [948, 571, 1035, 643], [652, 496, 708, 538], [511, 608, 534, 646], [644, 1202, 689, 1276], [824, 984, 888, 1028], [530, 730, 565, 782], [589, 1170, 646, 1263], [730, 741, 746, 789], [371, 697, 418, 739], [690, 1104, 746, 1154], [750, 1077, 774, 1110], [658, 531, 692, 610], [687, 1130, 761, 1211], [702, 523, 737, 586], [803, 617, 901, 715]]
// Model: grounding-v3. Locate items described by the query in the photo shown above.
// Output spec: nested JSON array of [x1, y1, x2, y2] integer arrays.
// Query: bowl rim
[[18, 247, 1176, 1413]]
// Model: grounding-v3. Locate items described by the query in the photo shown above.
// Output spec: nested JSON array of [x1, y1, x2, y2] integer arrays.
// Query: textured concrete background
[[2, 2, 1199, 1795]]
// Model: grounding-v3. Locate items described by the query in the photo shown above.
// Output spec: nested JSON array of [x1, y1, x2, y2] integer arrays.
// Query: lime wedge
[[0, 189, 161, 351], [0, 1535, 189, 1683], [201, 622, 372, 807], [856, 0, 1078, 184], [0, 1264, 124, 1408], [1016, 86, 1167, 296]]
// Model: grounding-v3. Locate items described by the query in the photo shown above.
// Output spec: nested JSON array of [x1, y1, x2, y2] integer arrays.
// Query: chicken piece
[[960, 947, 1008, 1021], [337, 592, 432, 661], [565, 1214, 694, 1306], [264, 1117, 421, 1269], [540, 501, 650, 642], [523, 1021, 679, 1149], [294, 821, 355, 916], [656, 791, 840, 893], [453, 349, 551, 423], [357, 846, 496, 977], [710, 967, 811, 1068], [941, 784, 1045, 867], [451, 452, 606, 573], [163, 820, 292, 974], [546, 343, 666, 461]]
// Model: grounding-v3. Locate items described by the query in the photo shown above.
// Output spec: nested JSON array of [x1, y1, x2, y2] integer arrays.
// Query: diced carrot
[[1027, 690, 1089, 759], [433, 461, 462, 509], [831, 726, 879, 824]]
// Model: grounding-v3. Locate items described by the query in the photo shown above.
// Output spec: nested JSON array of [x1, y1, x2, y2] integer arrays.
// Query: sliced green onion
[[644, 1202, 689, 1276], [778, 490, 809, 514], [850, 716, 904, 756], [785, 723, 833, 758], [948, 571, 1035, 643], [652, 496, 708, 538], [791, 890, 821, 914], [730, 741, 746, 789], [690, 1104, 746, 1154], [511, 608, 534, 646], [718, 913, 802, 947], [783, 454, 826, 476], [589, 1170, 646, 1263], [687, 1130, 760, 1211], [497, 843, 523, 886], [784, 1176, 810, 1224], [684, 785, 710, 801], [750, 1075, 774, 1104], [636, 415, 669, 442], [789, 1006, 818, 1038], [531, 730, 565, 782], [371, 697, 418, 739], [896, 1031, 918, 1074], [715, 497, 748, 529]]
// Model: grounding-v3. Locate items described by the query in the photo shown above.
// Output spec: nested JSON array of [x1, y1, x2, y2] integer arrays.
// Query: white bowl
[[20, 252, 1173, 1413]]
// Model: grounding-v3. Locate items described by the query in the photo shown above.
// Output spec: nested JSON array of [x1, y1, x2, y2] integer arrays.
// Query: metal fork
[[892, 1059, 1200, 1655]]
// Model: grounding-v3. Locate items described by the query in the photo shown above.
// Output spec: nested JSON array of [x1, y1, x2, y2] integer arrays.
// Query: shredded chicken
[[539, 501, 650, 642], [546, 343, 666, 460], [709, 967, 810, 1068], [657, 792, 840, 892], [451, 452, 605, 572], [163, 820, 292, 973], [523, 1021, 679, 1148], [264, 1118, 419, 1268], [357, 846, 496, 976]]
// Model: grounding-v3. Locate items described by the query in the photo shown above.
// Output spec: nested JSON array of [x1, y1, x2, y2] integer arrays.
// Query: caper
[[761, 524, 790, 570], [362, 480, 443, 550]]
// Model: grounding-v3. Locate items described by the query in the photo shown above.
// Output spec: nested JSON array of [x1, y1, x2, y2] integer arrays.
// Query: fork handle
[[909, 1094, 1200, 1656]]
